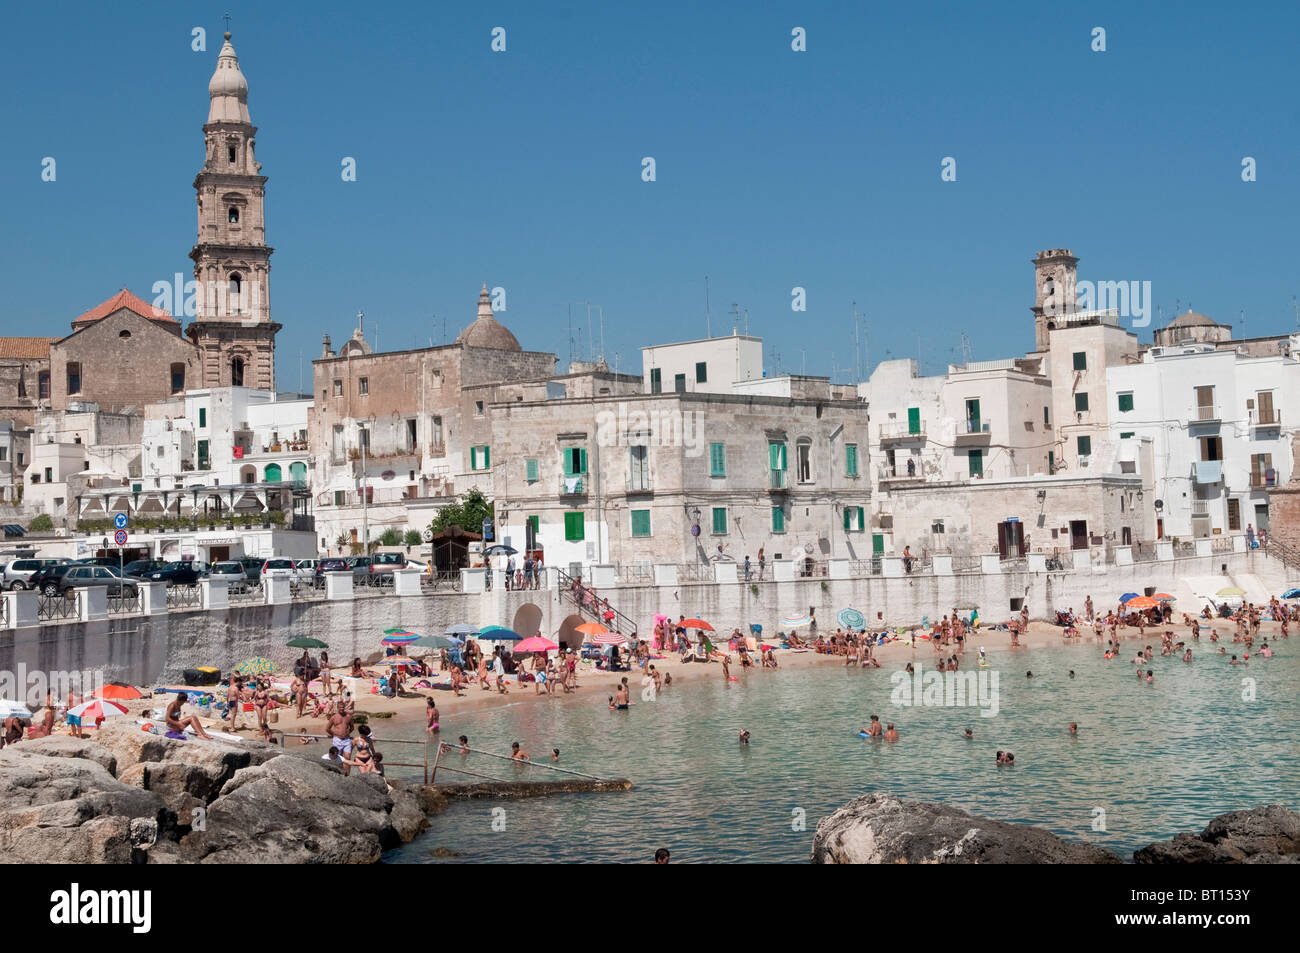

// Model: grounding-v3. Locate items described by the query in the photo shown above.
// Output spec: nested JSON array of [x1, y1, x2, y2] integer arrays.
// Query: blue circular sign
[[114, 529, 128, 547], [113, 513, 128, 530]]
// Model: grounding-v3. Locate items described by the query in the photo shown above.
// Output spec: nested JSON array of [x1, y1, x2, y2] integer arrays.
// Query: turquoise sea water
[[383, 638, 1299, 863]]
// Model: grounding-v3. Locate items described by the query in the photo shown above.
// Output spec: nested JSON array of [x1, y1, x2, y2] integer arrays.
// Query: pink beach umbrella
[[514, 636, 558, 653]]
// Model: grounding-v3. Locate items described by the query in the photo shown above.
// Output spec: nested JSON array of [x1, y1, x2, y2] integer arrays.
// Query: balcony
[[1191, 499, 1210, 516], [954, 418, 992, 442], [1250, 470, 1278, 488], [559, 474, 587, 496], [1249, 409, 1281, 429], [769, 470, 788, 491], [1190, 404, 1220, 424], [879, 420, 926, 442], [627, 472, 652, 493], [877, 464, 925, 485]]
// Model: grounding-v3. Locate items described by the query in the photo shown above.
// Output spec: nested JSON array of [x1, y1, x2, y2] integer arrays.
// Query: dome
[[455, 284, 521, 351], [207, 35, 251, 123], [1168, 311, 1218, 328]]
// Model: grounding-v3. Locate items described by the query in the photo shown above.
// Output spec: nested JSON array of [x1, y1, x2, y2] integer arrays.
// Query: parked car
[[58, 565, 138, 598], [314, 558, 349, 587], [238, 557, 264, 585], [292, 558, 320, 585], [31, 563, 77, 596], [4, 558, 67, 591], [206, 560, 251, 592], [72, 556, 122, 568], [146, 561, 203, 586], [123, 559, 167, 578], [352, 552, 407, 586], [260, 557, 296, 579]]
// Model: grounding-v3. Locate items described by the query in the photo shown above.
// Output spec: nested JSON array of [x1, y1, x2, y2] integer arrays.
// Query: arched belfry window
[[229, 273, 242, 296], [231, 357, 245, 387], [228, 206, 239, 224]]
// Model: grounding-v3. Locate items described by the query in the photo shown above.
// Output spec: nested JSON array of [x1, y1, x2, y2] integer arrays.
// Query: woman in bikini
[[320, 652, 333, 696], [253, 680, 270, 730], [352, 728, 376, 772], [426, 699, 440, 735]]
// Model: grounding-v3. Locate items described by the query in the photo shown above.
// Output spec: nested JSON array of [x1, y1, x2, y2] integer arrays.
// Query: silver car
[[207, 560, 250, 592]]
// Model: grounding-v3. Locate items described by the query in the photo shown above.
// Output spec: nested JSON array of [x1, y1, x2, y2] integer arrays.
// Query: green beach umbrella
[[478, 625, 523, 641], [286, 637, 328, 648], [235, 657, 274, 676], [838, 608, 866, 629], [410, 634, 455, 649]]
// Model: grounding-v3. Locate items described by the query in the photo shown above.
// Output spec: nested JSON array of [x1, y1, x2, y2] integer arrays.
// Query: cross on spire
[[223, 12, 232, 37]]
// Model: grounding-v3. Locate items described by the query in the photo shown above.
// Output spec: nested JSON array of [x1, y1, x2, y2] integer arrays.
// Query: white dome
[[207, 35, 251, 123]]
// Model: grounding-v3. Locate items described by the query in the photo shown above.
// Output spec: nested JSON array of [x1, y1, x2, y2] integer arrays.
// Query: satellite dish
[[421, 528, 433, 542], [1154, 499, 1164, 511]]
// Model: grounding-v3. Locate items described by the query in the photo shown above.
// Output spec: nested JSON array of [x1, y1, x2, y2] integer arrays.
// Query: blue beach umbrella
[[445, 623, 479, 637], [1119, 592, 1139, 604], [838, 608, 866, 629], [1283, 588, 1300, 600], [478, 625, 523, 641]]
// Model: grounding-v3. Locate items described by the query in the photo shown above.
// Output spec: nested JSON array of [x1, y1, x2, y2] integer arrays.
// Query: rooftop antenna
[[1240, 309, 1246, 338], [800, 348, 806, 375], [953, 332, 973, 366], [729, 302, 740, 336], [1291, 295, 1299, 331], [704, 276, 711, 337], [599, 305, 605, 363], [567, 304, 575, 366], [223, 12, 231, 34]]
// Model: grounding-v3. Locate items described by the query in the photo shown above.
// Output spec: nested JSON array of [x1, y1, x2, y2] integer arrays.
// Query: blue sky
[[3, 1, 1297, 388]]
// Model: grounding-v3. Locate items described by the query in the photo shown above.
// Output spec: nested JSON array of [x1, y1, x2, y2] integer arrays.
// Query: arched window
[[265, 463, 282, 483], [229, 273, 242, 296], [289, 461, 307, 486], [231, 356, 245, 387], [228, 206, 239, 224], [170, 363, 185, 394]]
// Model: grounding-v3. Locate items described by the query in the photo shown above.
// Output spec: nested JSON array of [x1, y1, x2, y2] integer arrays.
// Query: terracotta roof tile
[[72, 288, 178, 326], [0, 337, 56, 359]]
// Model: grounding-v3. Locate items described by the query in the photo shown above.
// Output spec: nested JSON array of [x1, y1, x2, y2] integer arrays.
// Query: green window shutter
[[845, 444, 858, 477], [1118, 393, 1134, 412], [858, 506, 865, 530], [564, 512, 584, 541], [483, 446, 489, 469], [631, 509, 651, 537], [1120, 432, 1135, 440], [712, 507, 727, 535], [198, 408, 206, 428], [1077, 436, 1091, 456], [769, 442, 779, 470], [562, 450, 574, 477], [471, 446, 480, 470], [579, 448, 588, 474], [1073, 351, 1087, 371], [527, 515, 539, 533], [525, 458, 538, 482], [772, 505, 784, 533], [843, 507, 851, 531], [968, 450, 983, 478], [907, 407, 920, 434], [1075, 392, 1089, 412], [710, 442, 725, 476]]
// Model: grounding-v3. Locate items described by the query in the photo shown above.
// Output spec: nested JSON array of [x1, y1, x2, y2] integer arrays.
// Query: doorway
[[997, 520, 1026, 558], [1069, 520, 1088, 550]]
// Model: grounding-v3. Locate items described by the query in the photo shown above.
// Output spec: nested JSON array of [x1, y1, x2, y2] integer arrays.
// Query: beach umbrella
[[1283, 588, 1300, 600], [286, 637, 328, 648], [680, 618, 714, 631], [590, 631, 629, 647], [0, 700, 32, 719], [410, 634, 455, 649], [382, 627, 413, 635], [781, 612, 813, 628], [1118, 593, 1139, 604], [1216, 587, 1246, 597], [1153, 593, 1176, 601], [515, 636, 558, 653], [479, 624, 523, 641], [838, 608, 866, 629], [484, 544, 518, 556], [382, 656, 416, 666], [1126, 596, 1159, 610], [575, 622, 609, 636], [93, 683, 143, 700], [69, 698, 128, 722], [445, 623, 479, 637], [235, 657, 274, 676], [954, 601, 979, 611], [381, 633, 419, 645]]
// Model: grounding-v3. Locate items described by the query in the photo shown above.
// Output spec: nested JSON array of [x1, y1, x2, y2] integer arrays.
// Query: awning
[[1194, 461, 1222, 484]]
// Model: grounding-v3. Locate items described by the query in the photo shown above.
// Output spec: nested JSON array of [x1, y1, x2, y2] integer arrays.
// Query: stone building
[[186, 31, 279, 390], [0, 337, 56, 427], [307, 287, 556, 550]]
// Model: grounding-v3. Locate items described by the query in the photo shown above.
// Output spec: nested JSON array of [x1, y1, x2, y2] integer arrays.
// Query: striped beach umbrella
[[382, 656, 416, 665], [781, 612, 813, 628], [235, 657, 274, 676], [69, 698, 129, 722], [838, 608, 866, 629], [381, 633, 419, 645], [590, 630, 629, 647]]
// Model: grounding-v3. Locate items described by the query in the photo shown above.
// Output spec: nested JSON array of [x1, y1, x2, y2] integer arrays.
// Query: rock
[[1134, 806, 1300, 864], [0, 747, 166, 864], [811, 793, 1122, 864], [18, 735, 118, 775], [178, 755, 399, 863], [387, 781, 429, 843], [93, 721, 280, 777]]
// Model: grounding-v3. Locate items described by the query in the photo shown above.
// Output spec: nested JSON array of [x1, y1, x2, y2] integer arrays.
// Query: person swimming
[[1068, 722, 1078, 735], [739, 729, 750, 745], [963, 728, 974, 739]]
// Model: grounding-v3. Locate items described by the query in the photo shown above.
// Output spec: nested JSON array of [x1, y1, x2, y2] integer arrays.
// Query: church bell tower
[[187, 31, 279, 390]]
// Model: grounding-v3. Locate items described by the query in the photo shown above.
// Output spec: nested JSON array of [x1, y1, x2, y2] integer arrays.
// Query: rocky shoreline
[[811, 793, 1300, 864]]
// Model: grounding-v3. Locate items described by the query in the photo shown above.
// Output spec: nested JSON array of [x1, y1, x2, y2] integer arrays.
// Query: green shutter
[[198, 408, 206, 428], [1077, 436, 1091, 456], [769, 441, 787, 471], [712, 507, 727, 535], [907, 407, 920, 434], [564, 512, 584, 541], [968, 450, 983, 478], [525, 458, 538, 482], [631, 509, 651, 537], [710, 442, 725, 477], [1120, 432, 1135, 440], [579, 447, 588, 474], [1118, 393, 1134, 412], [845, 444, 858, 477], [772, 505, 784, 533], [483, 446, 490, 469], [527, 515, 539, 533], [843, 507, 851, 531]]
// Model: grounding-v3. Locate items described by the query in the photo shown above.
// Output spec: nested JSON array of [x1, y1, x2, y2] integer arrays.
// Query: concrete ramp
[[1179, 575, 1230, 611], [1229, 573, 1275, 604]]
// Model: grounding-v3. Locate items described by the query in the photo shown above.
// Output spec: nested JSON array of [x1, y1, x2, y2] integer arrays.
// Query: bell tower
[[187, 31, 279, 390], [1030, 248, 1078, 351]]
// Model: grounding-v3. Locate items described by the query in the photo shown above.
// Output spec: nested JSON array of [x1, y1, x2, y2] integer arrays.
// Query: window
[[0, 448, 6, 462], [649, 368, 662, 394], [769, 440, 787, 488], [695, 362, 707, 383], [845, 444, 859, 477], [1251, 452, 1274, 486], [16, 374, 25, 398], [475, 400, 484, 416], [358, 428, 370, 453], [629, 444, 650, 491], [405, 418, 417, 450], [30, 472, 39, 484], [229, 273, 242, 297], [156, 446, 165, 458], [525, 458, 539, 483], [471, 445, 491, 470], [1117, 392, 1134, 412], [1074, 392, 1089, 412], [228, 145, 236, 163], [1200, 436, 1223, 462], [66, 362, 81, 394], [228, 206, 239, 224], [709, 442, 726, 477], [1072, 351, 1087, 371], [44, 467, 53, 483], [332, 379, 343, 397], [631, 509, 651, 537], [38, 371, 49, 400], [932, 519, 945, 535], [1120, 432, 1135, 440], [968, 449, 984, 478], [1043, 406, 1050, 426], [230, 357, 244, 387], [796, 438, 813, 483], [197, 439, 209, 469], [564, 511, 585, 541], [1077, 435, 1092, 457], [843, 506, 865, 532], [430, 416, 443, 450], [167, 362, 185, 394], [562, 447, 588, 476], [1048, 450, 1055, 472], [1227, 498, 1241, 531], [358, 377, 369, 396], [711, 507, 728, 535], [771, 505, 785, 533], [334, 490, 346, 506], [198, 407, 206, 428], [674, 373, 686, 393]]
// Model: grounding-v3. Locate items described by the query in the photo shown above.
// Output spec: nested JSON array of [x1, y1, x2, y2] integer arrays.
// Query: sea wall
[[0, 549, 1285, 687]]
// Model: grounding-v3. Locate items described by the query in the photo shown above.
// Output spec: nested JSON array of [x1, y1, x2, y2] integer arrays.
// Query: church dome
[[456, 284, 521, 350], [1167, 311, 1217, 328], [208, 34, 251, 123]]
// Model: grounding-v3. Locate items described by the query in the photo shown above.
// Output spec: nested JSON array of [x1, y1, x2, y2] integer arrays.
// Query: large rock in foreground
[[1134, 806, 1300, 864], [812, 793, 1122, 864]]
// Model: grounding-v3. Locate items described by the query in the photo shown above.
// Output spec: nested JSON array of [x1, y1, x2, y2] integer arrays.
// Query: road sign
[[113, 529, 128, 547], [113, 513, 128, 530]]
